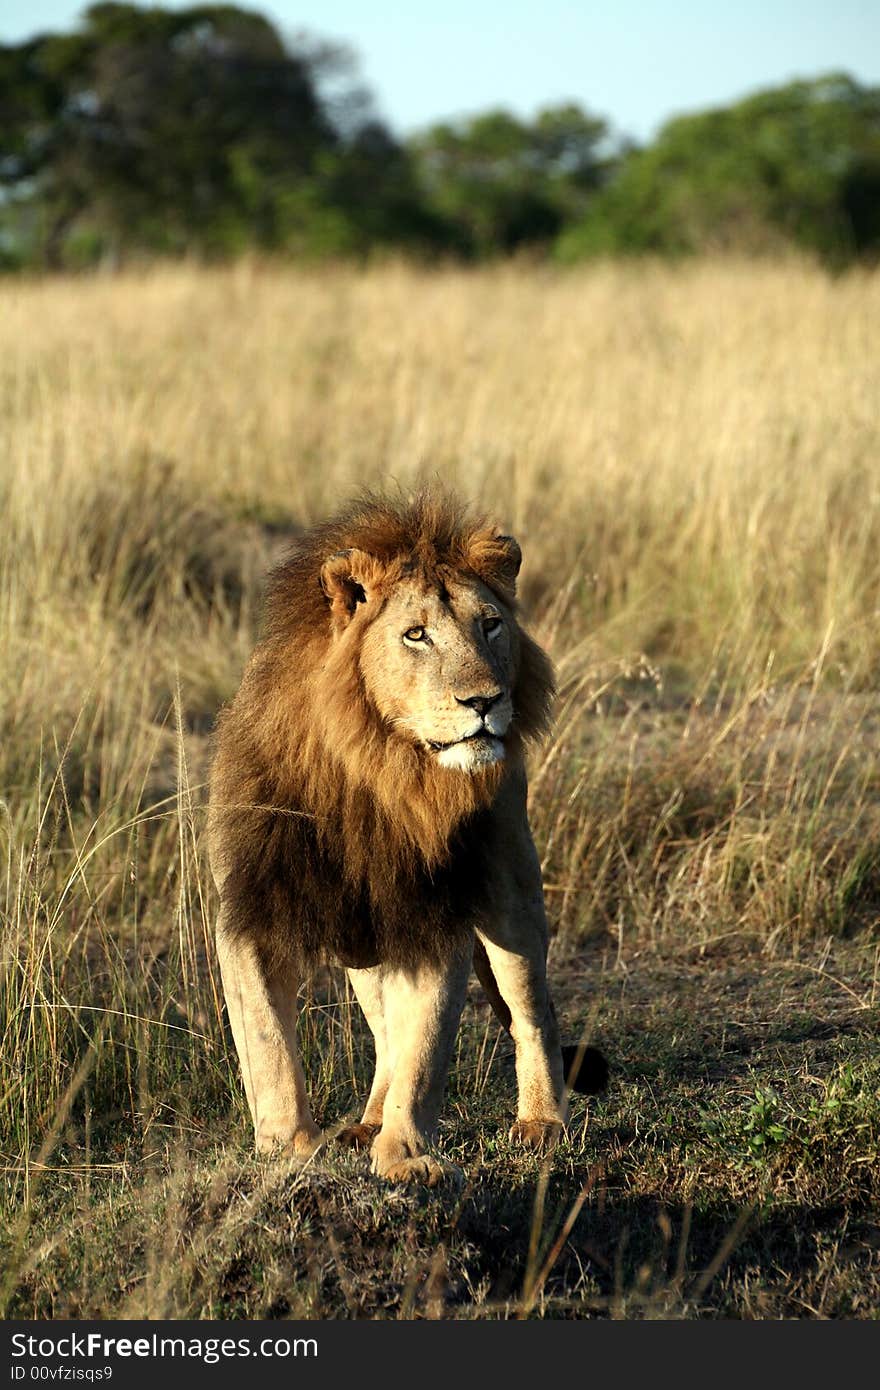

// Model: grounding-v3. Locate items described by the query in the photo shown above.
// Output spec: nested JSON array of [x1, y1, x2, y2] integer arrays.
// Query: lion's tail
[[472, 941, 609, 1097], [559, 1042, 609, 1096]]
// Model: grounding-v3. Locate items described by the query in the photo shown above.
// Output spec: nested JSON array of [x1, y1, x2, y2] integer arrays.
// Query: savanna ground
[[1, 258, 879, 1319]]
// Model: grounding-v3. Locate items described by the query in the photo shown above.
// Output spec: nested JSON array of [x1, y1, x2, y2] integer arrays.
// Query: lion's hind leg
[[336, 965, 389, 1150], [216, 909, 321, 1158], [364, 955, 470, 1185]]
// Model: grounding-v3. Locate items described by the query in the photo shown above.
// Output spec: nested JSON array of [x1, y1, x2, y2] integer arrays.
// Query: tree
[[0, 3, 434, 265], [556, 74, 880, 265], [409, 104, 613, 257]]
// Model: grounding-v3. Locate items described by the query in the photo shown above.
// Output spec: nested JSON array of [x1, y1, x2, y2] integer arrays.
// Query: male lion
[[208, 491, 606, 1184]]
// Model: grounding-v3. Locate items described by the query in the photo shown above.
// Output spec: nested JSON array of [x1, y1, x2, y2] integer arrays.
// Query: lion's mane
[[208, 491, 554, 974]]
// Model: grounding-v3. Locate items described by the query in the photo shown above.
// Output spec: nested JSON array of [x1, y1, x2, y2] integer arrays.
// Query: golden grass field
[[1, 258, 879, 1318]]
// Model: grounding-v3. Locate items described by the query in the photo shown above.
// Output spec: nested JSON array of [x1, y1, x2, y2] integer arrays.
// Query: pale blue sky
[[3, 1, 879, 141]]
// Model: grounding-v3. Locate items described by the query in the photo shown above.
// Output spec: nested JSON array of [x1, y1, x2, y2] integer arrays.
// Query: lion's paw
[[257, 1125, 323, 1160], [376, 1154, 455, 1187], [335, 1122, 380, 1151], [509, 1120, 564, 1152]]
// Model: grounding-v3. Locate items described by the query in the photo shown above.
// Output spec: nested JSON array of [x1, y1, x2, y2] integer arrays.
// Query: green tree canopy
[[2, 11, 879, 271], [557, 74, 880, 264], [0, 2, 436, 265], [409, 104, 613, 257]]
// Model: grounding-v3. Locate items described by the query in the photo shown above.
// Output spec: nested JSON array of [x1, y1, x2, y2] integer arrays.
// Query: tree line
[[2, 3, 879, 269]]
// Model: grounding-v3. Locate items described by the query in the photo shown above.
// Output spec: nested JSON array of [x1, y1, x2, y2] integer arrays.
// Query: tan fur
[[208, 489, 576, 1181]]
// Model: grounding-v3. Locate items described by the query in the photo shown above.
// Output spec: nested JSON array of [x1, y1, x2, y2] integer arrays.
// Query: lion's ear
[[466, 530, 522, 600], [320, 548, 385, 629]]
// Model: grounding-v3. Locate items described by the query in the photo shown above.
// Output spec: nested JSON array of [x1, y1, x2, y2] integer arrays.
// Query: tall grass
[[2, 257, 879, 1316]]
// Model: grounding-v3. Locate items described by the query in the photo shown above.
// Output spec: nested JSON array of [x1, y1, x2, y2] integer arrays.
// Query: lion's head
[[318, 537, 523, 773], [294, 493, 553, 797]]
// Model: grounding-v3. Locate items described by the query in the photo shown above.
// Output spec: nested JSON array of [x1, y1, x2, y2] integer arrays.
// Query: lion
[[208, 490, 606, 1184]]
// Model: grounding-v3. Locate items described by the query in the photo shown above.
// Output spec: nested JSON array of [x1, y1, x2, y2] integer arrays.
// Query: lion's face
[[359, 574, 516, 772], [320, 547, 520, 774]]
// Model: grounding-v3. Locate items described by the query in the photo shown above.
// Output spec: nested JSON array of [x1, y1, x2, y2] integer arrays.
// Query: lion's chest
[[282, 810, 496, 971]]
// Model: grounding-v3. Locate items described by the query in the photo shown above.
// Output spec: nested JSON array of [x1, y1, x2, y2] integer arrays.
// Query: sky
[[3, 0, 879, 142]]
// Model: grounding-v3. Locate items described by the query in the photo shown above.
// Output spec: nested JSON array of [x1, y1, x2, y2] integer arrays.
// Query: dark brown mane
[[208, 490, 555, 974]]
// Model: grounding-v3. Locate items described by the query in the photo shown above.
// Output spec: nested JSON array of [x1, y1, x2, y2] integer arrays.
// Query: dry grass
[[2, 256, 879, 1318]]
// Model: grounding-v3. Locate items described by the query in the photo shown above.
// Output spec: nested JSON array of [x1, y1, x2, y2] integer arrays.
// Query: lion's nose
[[455, 691, 502, 719]]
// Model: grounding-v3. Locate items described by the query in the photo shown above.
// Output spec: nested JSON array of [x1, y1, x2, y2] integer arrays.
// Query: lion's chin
[[435, 736, 505, 773]]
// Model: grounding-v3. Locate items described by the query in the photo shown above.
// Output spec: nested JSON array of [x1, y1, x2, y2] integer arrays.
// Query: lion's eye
[[403, 626, 429, 645], [483, 616, 502, 639]]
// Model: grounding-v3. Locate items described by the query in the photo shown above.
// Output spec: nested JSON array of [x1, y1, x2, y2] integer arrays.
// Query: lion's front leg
[[368, 951, 471, 1184], [216, 908, 321, 1158], [477, 826, 567, 1151], [478, 925, 567, 1149]]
